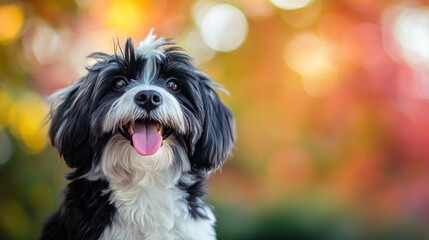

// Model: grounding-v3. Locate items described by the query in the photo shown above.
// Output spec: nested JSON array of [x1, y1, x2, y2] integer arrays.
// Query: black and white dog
[[40, 32, 235, 240]]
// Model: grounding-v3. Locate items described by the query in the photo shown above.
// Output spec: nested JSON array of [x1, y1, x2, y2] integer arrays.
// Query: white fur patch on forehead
[[136, 30, 174, 83], [136, 30, 172, 60]]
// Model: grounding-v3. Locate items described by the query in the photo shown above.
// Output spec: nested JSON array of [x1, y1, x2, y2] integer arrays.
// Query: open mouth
[[118, 120, 173, 156]]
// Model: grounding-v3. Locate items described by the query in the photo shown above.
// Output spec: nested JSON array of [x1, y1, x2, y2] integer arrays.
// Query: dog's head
[[49, 32, 235, 177]]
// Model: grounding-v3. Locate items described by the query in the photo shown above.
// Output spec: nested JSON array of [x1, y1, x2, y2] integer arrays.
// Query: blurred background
[[1, 0, 429, 239]]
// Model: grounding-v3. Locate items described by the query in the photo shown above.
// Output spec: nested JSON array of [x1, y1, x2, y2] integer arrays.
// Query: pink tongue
[[131, 123, 163, 156]]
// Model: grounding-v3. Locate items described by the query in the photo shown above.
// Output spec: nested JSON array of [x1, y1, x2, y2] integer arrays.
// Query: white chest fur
[[98, 137, 216, 240], [100, 171, 216, 240]]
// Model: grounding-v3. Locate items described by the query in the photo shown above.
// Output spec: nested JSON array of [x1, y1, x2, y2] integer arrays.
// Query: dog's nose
[[134, 90, 163, 111]]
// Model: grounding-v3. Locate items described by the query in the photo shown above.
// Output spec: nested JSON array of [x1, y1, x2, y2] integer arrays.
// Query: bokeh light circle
[[200, 4, 248, 52], [285, 32, 338, 97], [271, 0, 313, 10], [0, 4, 24, 43], [388, 5, 429, 69], [31, 24, 62, 64]]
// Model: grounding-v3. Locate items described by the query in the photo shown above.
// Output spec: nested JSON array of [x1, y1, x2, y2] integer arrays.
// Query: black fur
[[191, 72, 235, 171], [41, 179, 116, 239], [178, 169, 211, 220]]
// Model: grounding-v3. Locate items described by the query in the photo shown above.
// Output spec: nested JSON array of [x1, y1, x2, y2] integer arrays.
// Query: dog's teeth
[[157, 124, 162, 133], [129, 125, 134, 135]]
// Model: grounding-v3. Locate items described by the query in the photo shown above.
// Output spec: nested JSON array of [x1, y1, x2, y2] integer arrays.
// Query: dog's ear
[[190, 72, 235, 171], [48, 77, 95, 171]]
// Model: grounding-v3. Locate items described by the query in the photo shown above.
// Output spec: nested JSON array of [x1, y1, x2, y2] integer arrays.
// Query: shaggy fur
[[40, 31, 235, 240]]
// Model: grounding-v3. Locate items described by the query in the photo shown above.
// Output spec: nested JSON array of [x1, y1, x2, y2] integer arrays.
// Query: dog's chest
[[99, 173, 216, 240]]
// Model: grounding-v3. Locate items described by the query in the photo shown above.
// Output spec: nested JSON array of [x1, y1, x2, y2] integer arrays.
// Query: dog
[[40, 31, 235, 240]]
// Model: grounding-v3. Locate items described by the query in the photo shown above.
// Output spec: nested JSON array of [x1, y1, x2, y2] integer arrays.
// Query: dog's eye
[[113, 78, 127, 90], [166, 79, 179, 92]]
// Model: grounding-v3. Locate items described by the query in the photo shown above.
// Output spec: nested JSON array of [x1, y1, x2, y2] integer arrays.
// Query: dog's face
[[49, 34, 234, 177]]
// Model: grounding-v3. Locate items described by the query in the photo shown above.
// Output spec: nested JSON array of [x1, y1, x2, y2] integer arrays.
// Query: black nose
[[134, 90, 163, 111]]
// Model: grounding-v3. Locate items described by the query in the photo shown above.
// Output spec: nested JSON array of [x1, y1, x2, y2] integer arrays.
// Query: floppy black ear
[[190, 72, 235, 171], [48, 77, 95, 173]]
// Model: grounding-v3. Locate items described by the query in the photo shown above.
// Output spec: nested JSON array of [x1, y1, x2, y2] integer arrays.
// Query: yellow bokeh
[[0, 4, 24, 43], [9, 93, 49, 154], [285, 32, 339, 97], [105, 0, 148, 35]]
